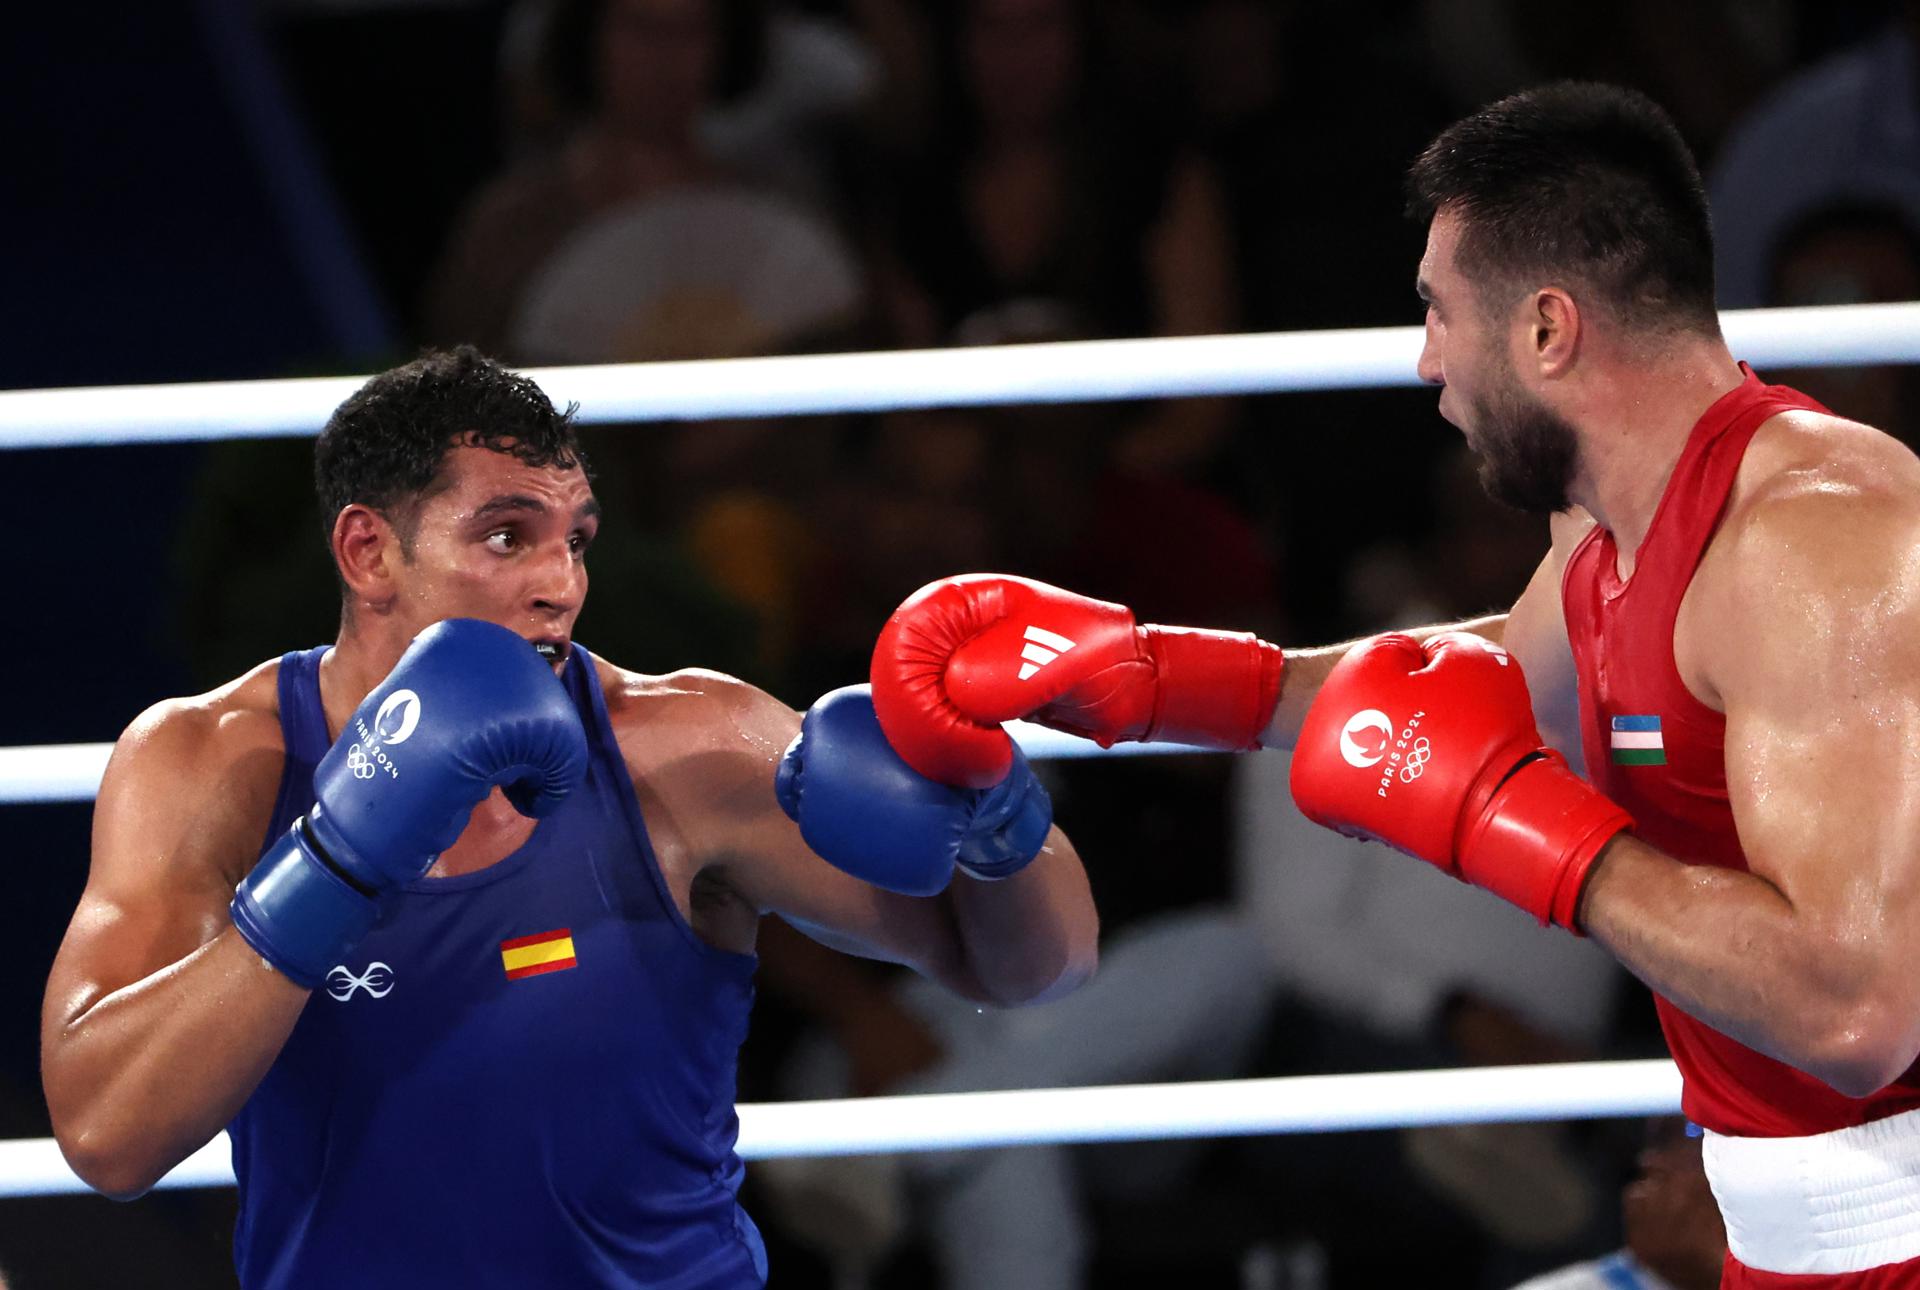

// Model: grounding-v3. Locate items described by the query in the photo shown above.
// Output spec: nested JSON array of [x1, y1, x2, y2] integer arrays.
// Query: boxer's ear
[[1528, 286, 1582, 380], [332, 504, 401, 615]]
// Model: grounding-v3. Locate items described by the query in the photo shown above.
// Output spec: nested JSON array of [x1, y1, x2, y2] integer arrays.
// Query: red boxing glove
[[1289, 631, 1630, 931], [871, 574, 1286, 788]]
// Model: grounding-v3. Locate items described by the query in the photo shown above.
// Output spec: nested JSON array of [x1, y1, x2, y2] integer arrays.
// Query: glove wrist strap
[[1458, 754, 1632, 932], [1139, 627, 1286, 749], [230, 819, 384, 989], [955, 750, 1054, 881]]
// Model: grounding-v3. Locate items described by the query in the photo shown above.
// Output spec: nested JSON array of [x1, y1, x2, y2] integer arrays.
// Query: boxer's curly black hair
[[1406, 81, 1719, 335], [314, 346, 587, 556]]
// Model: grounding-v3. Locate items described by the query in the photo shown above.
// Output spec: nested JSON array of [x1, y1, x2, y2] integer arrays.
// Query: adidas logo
[[1018, 625, 1078, 681]]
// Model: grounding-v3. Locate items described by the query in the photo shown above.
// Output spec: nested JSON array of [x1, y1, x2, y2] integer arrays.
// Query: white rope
[[0, 1058, 1681, 1198], [0, 1134, 239, 1201], [0, 743, 119, 805], [737, 1058, 1683, 1158], [3, 303, 1917, 449], [0, 723, 1193, 806]]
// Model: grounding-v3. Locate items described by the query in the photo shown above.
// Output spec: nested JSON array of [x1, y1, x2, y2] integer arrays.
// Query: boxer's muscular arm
[[723, 678, 1099, 1007], [41, 692, 309, 1199], [1580, 468, 1920, 1095], [633, 672, 1098, 1006]]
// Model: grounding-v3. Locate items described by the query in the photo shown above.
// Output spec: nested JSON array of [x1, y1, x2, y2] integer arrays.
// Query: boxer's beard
[[1463, 366, 1580, 515]]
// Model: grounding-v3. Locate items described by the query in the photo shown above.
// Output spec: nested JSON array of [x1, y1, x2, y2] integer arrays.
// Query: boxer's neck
[[1566, 339, 1744, 565], [317, 626, 411, 742]]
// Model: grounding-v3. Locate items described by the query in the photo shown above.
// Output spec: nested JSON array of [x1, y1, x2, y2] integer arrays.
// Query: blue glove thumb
[[778, 685, 1052, 896], [953, 750, 1053, 880]]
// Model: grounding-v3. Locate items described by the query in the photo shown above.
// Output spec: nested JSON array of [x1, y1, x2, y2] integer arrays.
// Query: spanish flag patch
[[500, 929, 577, 981]]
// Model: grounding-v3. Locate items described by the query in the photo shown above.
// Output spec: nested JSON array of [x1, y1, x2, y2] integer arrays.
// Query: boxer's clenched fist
[[1290, 631, 1630, 930], [231, 619, 589, 987], [871, 574, 1284, 788], [776, 686, 1053, 895]]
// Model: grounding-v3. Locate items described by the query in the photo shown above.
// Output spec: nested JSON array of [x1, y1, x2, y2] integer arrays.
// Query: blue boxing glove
[[231, 619, 590, 987], [776, 685, 1053, 896]]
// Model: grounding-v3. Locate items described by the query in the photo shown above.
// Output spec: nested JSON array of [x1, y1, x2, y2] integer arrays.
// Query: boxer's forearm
[[43, 929, 307, 1200], [946, 828, 1098, 1007], [1581, 834, 1920, 1097], [1262, 614, 1507, 751]]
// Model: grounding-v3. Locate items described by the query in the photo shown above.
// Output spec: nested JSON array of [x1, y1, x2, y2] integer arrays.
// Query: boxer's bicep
[[1712, 487, 1920, 1066], [656, 677, 989, 997], [46, 701, 281, 1036]]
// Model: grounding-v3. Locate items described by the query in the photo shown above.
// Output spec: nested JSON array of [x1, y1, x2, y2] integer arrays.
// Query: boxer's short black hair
[[1406, 81, 1719, 334], [315, 346, 586, 555]]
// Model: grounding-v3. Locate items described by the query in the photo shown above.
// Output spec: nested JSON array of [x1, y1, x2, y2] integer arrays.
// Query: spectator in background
[[1338, 444, 1545, 630], [871, 0, 1234, 345], [427, 0, 895, 692], [1419, 0, 1788, 162], [1182, 0, 1450, 333], [1510, 1119, 1727, 1290], [756, 908, 1271, 1290], [867, 0, 1241, 477], [1228, 449, 1631, 1284], [805, 408, 1002, 660], [1763, 199, 1920, 445], [1710, 0, 1920, 308], [428, 0, 763, 355], [1232, 743, 1627, 1279], [497, 0, 887, 189], [425, 0, 871, 363]]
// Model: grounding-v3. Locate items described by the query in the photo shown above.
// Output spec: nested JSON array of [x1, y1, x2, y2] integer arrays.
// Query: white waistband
[[1703, 1107, 1920, 1276]]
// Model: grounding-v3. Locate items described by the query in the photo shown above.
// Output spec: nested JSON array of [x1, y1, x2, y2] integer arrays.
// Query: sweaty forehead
[[430, 442, 593, 509], [1419, 210, 1467, 286]]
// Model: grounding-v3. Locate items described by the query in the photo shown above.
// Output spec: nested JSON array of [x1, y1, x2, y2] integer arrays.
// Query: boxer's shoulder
[[1682, 414, 1920, 705], [1731, 410, 1920, 523], [99, 658, 290, 884], [593, 658, 796, 787], [114, 658, 288, 781], [1710, 412, 1920, 584]]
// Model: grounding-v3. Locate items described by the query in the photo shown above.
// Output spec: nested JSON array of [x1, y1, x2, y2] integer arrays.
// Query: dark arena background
[[6, 2, 1920, 1286]]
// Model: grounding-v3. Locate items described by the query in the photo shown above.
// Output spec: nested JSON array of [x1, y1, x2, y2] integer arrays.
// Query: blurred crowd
[[214, 0, 1920, 704], [12, 0, 1920, 1286]]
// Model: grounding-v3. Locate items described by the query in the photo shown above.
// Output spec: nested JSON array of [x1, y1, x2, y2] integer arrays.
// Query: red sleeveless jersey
[[1562, 365, 1920, 1137]]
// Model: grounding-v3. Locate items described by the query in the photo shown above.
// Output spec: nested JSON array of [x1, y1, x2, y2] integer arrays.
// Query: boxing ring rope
[[1, 301, 1891, 1197], [3, 301, 1919, 448], [2, 300, 1913, 803], [0, 724, 1179, 806], [0, 1060, 1684, 1199]]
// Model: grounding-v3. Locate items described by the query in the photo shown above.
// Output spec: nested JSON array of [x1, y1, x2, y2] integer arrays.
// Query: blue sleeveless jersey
[[230, 645, 766, 1288]]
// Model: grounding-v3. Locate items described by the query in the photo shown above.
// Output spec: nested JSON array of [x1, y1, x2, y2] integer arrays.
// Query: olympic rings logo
[[346, 743, 376, 779], [1398, 737, 1432, 783]]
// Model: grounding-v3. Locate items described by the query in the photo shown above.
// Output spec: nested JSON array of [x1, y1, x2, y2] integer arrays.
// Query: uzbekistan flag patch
[[500, 928, 577, 981], [1610, 715, 1665, 766]]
